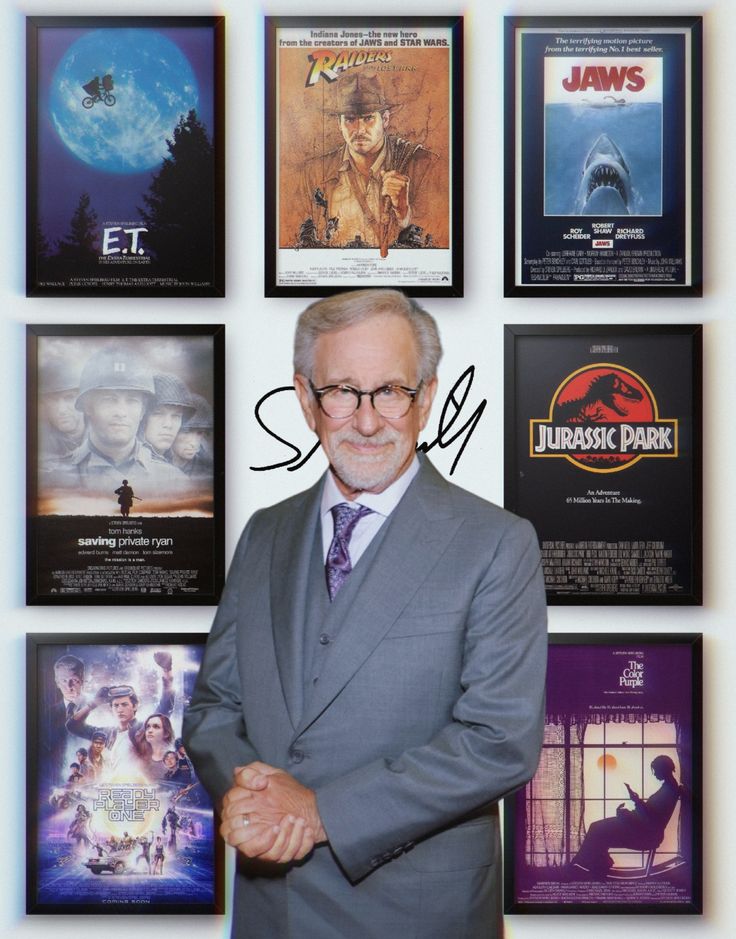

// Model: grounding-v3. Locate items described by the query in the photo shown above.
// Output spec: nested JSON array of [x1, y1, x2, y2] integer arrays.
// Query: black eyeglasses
[[309, 380, 422, 420]]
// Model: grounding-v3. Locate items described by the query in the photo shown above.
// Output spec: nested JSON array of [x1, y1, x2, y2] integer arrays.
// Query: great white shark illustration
[[576, 133, 632, 215]]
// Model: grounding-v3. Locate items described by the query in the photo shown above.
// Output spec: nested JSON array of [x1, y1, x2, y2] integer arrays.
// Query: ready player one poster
[[27, 635, 223, 914], [27, 17, 224, 296]]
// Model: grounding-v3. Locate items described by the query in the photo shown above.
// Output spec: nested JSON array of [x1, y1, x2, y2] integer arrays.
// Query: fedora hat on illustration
[[323, 73, 401, 116]]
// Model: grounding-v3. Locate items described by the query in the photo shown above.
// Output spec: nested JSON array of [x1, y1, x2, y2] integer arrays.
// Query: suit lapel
[[270, 478, 323, 729], [295, 459, 463, 737]]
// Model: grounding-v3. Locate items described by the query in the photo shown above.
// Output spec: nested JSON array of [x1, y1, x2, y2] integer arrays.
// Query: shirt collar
[[339, 140, 389, 179], [320, 455, 420, 521]]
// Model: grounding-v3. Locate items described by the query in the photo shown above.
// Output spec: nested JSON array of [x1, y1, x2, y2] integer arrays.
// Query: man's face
[[295, 313, 437, 496], [144, 405, 185, 454], [164, 752, 177, 769], [91, 738, 105, 757], [54, 664, 83, 702], [43, 390, 84, 434], [172, 429, 205, 462], [111, 695, 136, 729], [339, 110, 389, 157], [84, 390, 146, 449]]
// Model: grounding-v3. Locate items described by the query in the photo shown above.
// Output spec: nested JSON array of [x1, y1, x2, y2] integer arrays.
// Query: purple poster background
[[505, 635, 702, 914]]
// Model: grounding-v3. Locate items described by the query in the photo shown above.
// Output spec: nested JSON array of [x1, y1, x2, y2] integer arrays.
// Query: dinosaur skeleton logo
[[530, 364, 678, 473]]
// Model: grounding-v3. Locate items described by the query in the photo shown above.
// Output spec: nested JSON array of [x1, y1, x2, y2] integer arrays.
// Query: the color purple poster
[[27, 17, 224, 297], [27, 634, 223, 914], [504, 635, 702, 914]]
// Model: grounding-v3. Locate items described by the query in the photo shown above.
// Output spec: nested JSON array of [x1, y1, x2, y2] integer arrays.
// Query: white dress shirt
[[320, 456, 420, 564]]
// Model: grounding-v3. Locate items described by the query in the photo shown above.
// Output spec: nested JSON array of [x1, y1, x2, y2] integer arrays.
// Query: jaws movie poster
[[27, 635, 223, 914], [506, 18, 701, 295]]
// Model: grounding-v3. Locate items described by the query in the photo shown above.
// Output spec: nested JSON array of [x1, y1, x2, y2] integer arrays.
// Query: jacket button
[[319, 633, 330, 645], [289, 748, 304, 763]]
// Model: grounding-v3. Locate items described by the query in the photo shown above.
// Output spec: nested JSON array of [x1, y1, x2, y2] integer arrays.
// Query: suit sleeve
[[315, 516, 547, 882], [182, 516, 262, 810]]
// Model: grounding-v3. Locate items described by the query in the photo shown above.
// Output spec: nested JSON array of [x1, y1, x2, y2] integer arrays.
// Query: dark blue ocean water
[[545, 103, 662, 216]]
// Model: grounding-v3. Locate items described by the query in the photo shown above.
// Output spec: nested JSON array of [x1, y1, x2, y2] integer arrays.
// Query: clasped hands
[[221, 761, 326, 864]]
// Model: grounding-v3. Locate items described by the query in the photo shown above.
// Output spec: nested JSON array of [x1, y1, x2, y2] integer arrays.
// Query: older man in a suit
[[183, 289, 547, 938]]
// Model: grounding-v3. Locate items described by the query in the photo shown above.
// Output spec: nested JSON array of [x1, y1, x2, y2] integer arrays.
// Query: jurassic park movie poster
[[266, 16, 463, 296], [26, 325, 224, 605], [504, 325, 702, 604]]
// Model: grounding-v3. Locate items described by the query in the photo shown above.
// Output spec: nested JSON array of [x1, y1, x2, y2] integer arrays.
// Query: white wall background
[[3, 0, 732, 936]]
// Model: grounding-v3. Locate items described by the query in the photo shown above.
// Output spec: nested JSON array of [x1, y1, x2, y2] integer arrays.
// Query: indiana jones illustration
[[279, 49, 451, 257]]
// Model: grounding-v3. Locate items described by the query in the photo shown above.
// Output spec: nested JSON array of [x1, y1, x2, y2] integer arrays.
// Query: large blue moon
[[50, 29, 199, 175]]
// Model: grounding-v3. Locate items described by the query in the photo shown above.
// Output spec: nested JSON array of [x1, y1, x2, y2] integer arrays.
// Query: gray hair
[[293, 289, 443, 383]]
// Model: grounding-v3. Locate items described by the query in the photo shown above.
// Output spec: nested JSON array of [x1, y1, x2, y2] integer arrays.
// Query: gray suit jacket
[[183, 458, 547, 938]]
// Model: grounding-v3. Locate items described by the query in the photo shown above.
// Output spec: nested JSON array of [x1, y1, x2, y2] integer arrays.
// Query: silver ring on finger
[[242, 814, 250, 828]]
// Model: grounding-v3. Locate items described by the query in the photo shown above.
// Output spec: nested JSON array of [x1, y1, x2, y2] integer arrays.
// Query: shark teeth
[[588, 164, 627, 203]]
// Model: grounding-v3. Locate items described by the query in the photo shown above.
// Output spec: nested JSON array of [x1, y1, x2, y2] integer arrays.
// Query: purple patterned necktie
[[326, 503, 373, 600]]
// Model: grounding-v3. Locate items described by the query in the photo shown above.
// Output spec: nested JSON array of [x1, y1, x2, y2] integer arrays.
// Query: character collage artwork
[[30, 638, 219, 912]]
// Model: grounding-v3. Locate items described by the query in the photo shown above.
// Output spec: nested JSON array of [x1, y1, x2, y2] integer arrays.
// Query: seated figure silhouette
[[571, 754, 681, 877]]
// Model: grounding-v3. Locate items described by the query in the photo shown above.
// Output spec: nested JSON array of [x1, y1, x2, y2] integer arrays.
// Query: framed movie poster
[[27, 325, 225, 605], [504, 633, 702, 915], [265, 16, 463, 297], [504, 16, 702, 296], [27, 16, 225, 297], [27, 633, 224, 914], [505, 325, 702, 604]]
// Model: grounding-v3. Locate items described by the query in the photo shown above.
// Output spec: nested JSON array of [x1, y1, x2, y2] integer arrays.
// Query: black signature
[[250, 366, 486, 476]]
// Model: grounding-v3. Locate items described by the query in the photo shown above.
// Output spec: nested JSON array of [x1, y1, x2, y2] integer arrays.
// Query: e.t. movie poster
[[27, 17, 224, 297], [266, 16, 463, 296], [27, 325, 224, 605], [27, 634, 223, 914], [504, 16, 702, 296], [504, 635, 702, 914], [504, 326, 702, 604]]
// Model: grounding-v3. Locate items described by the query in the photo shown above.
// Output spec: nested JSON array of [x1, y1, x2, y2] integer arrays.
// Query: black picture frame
[[27, 324, 225, 605], [26, 632, 224, 914], [26, 16, 225, 297], [265, 15, 463, 297], [504, 16, 702, 297], [504, 325, 702, 604], [504, 633, 703, 915]]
